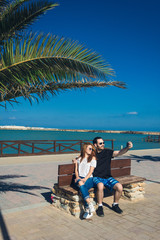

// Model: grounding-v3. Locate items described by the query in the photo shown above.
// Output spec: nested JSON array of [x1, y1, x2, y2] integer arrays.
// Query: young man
[[93, 137, 133, 217]]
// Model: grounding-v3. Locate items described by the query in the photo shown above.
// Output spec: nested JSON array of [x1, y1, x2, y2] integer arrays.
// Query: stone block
[[70, 201, 81, 208], [70, 211, 81, 218], [60, 197, 70, 205], [124, 191, 144, 199], [123, 186, 140, 193], [52, 188, 56, 194], [52, 199, 61, 208], [60, 203, 70, 212], [70, 207, 81, 215], [124, 183, 139, 189], [138, 182, 146, 187], [70, 195, 81, 202]]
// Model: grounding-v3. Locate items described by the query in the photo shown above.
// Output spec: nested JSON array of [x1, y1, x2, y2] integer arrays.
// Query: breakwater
[[0, 126, 160, 135]]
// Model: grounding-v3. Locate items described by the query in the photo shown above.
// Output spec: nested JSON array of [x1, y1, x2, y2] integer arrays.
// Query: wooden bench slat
[[58, 186, 95, 195], [58, 185, 78, 195], [58, 175, 75, 187], [58, 163, 75, 175], [116, 175, 146, 185], [111, 167, 131, 177], [111, 159, 131, 168]]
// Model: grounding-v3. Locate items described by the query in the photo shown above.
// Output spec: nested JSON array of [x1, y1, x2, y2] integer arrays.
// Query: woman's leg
[[77, 180, 84, 187], [80, 178, 95, 201]]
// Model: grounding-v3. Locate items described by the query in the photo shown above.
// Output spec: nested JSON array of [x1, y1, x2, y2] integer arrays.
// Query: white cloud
[[127, 112, 138, 115]]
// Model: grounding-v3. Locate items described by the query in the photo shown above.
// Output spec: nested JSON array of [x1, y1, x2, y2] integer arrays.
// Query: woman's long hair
[[79, 142, 96, 163]]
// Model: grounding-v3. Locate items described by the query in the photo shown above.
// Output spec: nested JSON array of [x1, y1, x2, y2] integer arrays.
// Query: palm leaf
[[0, 0, 58, 42], [0, 0, 8, 8], [0, 81, 126, 106], [0, 34, 126, 105], [0, 34, 116, 86]]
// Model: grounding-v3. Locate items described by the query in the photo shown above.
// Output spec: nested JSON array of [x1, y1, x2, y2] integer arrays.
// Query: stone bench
[[51, 158, 146, 217]]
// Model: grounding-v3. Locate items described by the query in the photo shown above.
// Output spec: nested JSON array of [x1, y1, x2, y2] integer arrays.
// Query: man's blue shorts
[[93, 177, 119, 191]]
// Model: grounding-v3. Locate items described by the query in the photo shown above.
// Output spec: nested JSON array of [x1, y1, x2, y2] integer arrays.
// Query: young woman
[[74, 142, 97, 219]]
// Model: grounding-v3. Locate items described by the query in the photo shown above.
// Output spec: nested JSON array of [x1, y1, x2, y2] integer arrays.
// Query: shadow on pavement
[[146, 179, 160, 184], [0, 175, 27, 180], [130, 154, 160, 162], [0, 182, 50, 195], [0, 209, 11, 240], [41, 191, 52, 204], [0, 174, 50, 195]]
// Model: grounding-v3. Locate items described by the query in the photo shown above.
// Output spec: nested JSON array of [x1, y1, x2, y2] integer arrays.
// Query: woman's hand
[[81, 178, 87, 183], [72, 158, 77, 163], [75, 177, 81, 183]]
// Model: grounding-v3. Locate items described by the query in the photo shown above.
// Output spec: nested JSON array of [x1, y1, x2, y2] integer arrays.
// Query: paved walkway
[[0, 149, 160, 240]]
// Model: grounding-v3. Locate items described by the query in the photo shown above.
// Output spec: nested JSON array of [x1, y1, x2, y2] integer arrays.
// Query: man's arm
[[112, 141, 133, 158]]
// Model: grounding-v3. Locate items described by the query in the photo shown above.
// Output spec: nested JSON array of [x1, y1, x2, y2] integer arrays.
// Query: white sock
[[98, 204, 103, 207], [113, 202, 118, 206]]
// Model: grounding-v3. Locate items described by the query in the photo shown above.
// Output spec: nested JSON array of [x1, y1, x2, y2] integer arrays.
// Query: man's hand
[[126, 141, 133, 149], [113, 141, 133, 157]]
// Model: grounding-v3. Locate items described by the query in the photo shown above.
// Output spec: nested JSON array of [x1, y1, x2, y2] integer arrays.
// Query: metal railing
[[0, 139, 115, 157]]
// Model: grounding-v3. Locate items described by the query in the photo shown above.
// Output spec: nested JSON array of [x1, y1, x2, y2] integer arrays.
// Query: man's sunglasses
[[99, 142, 105, 145]]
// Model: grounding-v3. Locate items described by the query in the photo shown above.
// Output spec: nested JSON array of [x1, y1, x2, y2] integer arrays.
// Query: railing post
[[80, 140, 83, 151], [59, 143, 61, 152], [112, 140, 114, 150], [54, 140, 56, 153], [32, 143, 34, 154], [0, 143, 3, 157], [18, 143, 21, 155]]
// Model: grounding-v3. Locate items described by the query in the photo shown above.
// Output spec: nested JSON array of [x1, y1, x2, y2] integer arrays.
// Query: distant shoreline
[[0, 125, 160, 135]]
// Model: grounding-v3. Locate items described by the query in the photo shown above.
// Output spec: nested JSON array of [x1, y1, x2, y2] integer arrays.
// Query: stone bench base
[[51, 181, 145, 217], [51, 184, 96, 218], [122, 182, 145, 201]]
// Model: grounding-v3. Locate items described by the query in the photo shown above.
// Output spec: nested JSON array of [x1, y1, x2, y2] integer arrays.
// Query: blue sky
[[1, 0, 160, 131]]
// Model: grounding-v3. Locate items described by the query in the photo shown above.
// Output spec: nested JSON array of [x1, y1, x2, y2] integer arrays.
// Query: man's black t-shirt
[[93, 148, 114, 179]]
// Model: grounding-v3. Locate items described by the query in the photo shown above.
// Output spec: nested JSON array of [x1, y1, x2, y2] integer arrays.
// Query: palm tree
[[0, 0, 126, 107]]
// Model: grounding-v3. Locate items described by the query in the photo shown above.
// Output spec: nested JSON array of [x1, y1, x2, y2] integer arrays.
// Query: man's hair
[[93, 137, 102, 145]]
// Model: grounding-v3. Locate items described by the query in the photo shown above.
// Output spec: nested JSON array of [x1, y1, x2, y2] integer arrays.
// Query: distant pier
[[144, 135, 160, 143]]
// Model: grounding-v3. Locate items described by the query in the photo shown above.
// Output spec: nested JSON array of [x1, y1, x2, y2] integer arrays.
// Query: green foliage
[[0, 0, 126, 107]]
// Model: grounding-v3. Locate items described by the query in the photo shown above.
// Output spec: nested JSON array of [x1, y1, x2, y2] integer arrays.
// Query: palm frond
[[0, 81, 126, 106], [0, 34, 119, 94], [0, 34, 126, 106], [0, 0, 26, 14], [0, 0, 8, 8], [0, 0, 58, 42]]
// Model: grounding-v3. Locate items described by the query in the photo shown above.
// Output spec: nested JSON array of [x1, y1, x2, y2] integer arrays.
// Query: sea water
[[0, 130, 159, 153]]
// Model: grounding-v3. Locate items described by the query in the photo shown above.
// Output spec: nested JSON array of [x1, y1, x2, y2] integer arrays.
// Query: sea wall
[[0, 126, 160, 135]]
